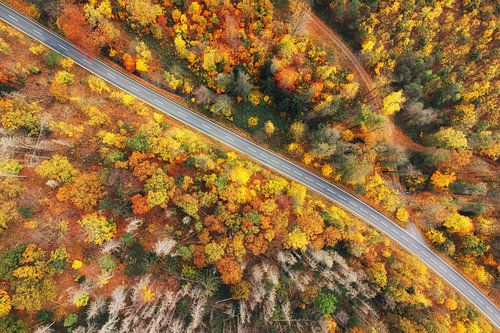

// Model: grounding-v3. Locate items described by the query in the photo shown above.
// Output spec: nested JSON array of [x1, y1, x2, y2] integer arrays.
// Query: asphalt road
[[1, 2, 498, 327]]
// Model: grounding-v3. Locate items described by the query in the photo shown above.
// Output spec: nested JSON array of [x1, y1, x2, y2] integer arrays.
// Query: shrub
[[73, 292, 89, 307], [98, 254, 116, 273], [54, 70, 74, 85]]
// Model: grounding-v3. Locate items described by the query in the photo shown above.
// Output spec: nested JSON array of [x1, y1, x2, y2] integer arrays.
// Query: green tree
[[0, 314, 29, 333], [145, 168, 175, 207], [314, 290, 338, 316], [462, 235, 488, 257]]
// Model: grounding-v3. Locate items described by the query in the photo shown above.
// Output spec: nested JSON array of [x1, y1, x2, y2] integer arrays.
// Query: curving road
[[1, 2, 498, 327]]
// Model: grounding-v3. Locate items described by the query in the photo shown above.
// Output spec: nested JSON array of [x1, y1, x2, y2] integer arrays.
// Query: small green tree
[[314, 290, 338, 316]]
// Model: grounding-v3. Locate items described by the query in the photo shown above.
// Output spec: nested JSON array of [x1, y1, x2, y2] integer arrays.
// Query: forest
[[0, 0, 498, 332], [0, 15, 496, 332]]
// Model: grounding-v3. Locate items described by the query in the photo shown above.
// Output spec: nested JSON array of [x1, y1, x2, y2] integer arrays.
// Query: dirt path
[[304, 12, 429, 152]]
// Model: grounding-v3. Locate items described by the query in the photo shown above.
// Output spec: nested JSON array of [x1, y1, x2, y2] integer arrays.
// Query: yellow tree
[[431, 171, 456, 189], [0, 96, 41, 135], [382, 90, 406, 116], [78, 213, 116, 245], [264, 120, 275, 137], [443, 212, 473, 235], [284, 228, 309, 251], [124, 0, 163, 26], [230, 165, 251, 185], [0, 290, 11, 317], [290, 121, 306, 141], [35, 155, 78, 184], [288, 182, 306, 212]]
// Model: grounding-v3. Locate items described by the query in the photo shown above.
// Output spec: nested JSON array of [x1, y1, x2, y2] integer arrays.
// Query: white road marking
[[305, 176, 314, 182], [32, 29, 42, 36], [450, 275, 458, 282], [432, 258, 442, 267], [352, 202, 359, 208], [248, 147, 256, 153], [224, 135, 234, 142], [201, 124, 211, 130], [129, 85, 139, 92], [58, 44, 68, 51], [282, 164, 291, 171], [106, 72, 117, 79], [259, 153, 267, 159], [8, 14, 18, 21], [154, 99, 164, 105], [82, 58, 92, 65], [478, 299, 485, 305]]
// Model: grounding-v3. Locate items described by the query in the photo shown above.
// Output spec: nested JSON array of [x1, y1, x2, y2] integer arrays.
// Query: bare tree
[[154, 237, 177, 257]]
